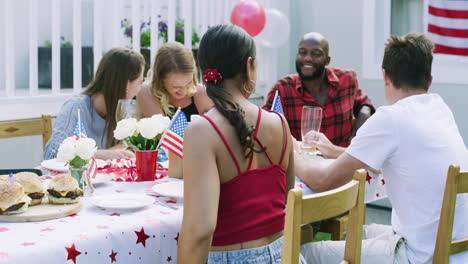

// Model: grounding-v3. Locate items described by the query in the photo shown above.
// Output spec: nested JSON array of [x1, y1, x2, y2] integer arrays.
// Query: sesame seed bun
[[14, 172, 44, 194], [49, 174, 80, 192]]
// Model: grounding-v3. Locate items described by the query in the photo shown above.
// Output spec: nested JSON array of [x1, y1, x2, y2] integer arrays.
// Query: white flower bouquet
[[113, 114, 170, 151], [57, 137, 97, 168]]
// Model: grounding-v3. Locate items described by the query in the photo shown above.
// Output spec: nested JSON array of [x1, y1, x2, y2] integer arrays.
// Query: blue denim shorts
[[207, 237, 306, 264]]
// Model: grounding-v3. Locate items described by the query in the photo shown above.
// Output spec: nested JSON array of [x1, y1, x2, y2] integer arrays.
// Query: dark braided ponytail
[[198, 24, 263, 158]]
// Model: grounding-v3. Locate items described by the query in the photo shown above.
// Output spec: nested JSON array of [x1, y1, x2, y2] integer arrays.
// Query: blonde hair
[[150, 42, 198, 117]]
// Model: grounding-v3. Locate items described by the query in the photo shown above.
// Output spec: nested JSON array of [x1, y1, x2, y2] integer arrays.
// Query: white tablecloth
[[293, 155, 387, 204], [0, 180, 183, 264]]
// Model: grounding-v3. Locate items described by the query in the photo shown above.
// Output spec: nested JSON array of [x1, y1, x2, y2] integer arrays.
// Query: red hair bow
[[203, 69, 223, 85]]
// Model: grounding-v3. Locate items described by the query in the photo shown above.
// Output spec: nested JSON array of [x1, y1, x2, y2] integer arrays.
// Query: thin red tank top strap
[[269, 111, 289, 164], [248, 108, 275, 170], [201, 114, 242, 174]]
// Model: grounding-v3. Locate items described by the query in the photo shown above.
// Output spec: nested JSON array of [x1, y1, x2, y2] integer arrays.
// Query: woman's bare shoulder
[[136, 84, 162, 117], [194, 83, 214, 114]]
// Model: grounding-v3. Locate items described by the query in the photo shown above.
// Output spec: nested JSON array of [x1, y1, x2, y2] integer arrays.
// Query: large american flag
[[270, 90, 285, 115], [426, 0, 468, 56], [159, 108, 188, 159]]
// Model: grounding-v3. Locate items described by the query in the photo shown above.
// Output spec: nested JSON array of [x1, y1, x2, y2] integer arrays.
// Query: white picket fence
[[0, 0, 277, 120]]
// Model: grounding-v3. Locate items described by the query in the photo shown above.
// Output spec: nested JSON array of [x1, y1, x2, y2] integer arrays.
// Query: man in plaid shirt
[[263, 32, 374, 147]]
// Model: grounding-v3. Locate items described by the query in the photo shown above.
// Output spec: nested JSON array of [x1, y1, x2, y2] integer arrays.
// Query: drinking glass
[[301, 105, 323, 155], [116, 99, 137, 122]]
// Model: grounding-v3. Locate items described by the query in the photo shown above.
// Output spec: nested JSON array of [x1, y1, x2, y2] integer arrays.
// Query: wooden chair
[[0, 115, 52, 151], [432, 165, 468, 264], [282, 169, 366, 264]]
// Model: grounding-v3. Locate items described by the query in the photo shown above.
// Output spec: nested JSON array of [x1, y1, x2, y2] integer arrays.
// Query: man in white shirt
[[298, 33, 468, 264]]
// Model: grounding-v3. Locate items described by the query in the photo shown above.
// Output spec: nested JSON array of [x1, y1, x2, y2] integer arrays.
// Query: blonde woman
[[136, 42, 213, 121]]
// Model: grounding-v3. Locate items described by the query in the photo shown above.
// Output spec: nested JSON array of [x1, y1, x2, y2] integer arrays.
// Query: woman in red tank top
[[178, 25, 300, 264]]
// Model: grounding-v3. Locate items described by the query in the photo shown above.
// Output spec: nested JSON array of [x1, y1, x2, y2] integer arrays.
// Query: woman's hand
[[95, 149, 135, 160]]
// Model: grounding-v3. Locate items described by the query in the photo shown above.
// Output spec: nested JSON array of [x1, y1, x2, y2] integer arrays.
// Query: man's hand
[[304, 131, 344, 159]]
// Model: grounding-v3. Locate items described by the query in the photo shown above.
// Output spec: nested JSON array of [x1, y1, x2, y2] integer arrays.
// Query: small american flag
[[270, 90, 285, 115], [72, 109, 87, 138], [88, 157, 98, 179], [159, 108, 188, 159], [426, 0, 468, 56]]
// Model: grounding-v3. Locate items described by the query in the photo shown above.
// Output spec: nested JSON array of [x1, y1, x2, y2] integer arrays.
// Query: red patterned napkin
[[97, 159, 168, 182]]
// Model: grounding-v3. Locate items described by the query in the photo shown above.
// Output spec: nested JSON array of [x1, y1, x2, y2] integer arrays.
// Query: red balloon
[[230, 0, 266, 37]]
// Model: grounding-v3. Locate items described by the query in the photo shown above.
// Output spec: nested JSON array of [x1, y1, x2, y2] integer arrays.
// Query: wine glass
[[115, 99, 137, 122], [301, 105, 323, 155]]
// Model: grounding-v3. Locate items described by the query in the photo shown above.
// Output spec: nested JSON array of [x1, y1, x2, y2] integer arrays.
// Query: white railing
[[0, 0, 277, 120]]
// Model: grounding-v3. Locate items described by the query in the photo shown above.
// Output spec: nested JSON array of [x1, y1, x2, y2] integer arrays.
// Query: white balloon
[[255, 8, 291, 48]]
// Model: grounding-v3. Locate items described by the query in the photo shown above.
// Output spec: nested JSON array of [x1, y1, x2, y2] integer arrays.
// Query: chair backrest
[[432, 165, 468, 264], [0, 115, 52, 151], [282, 169, 366, 264]]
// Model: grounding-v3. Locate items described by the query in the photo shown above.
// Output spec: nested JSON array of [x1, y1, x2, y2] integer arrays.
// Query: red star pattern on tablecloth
[[109, 250, 117, 263], [0, 227, 8, 232], [68, 213, 78, 217], [65, 243, 81, 264], [174, 232, 179, 245], [381, 179, 386, 185], [376, 193, 380, 197], [21, 242, 35, 246], [366, 172, 372, 184], [41, 227, 54, 232], [167, 256, 172, 262], [296, 183, 303, 188], [165, 198, 177, 204], [135, 227, 150, 247]]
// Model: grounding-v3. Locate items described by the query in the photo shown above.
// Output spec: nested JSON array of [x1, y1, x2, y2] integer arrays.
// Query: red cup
[[135, 150, 158, 181]]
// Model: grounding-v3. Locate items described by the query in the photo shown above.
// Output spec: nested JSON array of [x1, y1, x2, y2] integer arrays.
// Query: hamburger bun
[[13, 172, 45, 206], [0, 175, 9, 183], [47, 174, 82, 204], [0, 182, 31, 215]]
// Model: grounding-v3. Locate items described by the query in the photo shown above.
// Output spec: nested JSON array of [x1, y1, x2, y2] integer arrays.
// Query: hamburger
[[0, 182, 32, 215], [47, 174, 83, 204], [13, 172, 45, 206]]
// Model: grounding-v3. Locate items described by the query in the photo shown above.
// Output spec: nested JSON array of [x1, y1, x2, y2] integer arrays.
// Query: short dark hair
[[382, 33, 434, 90]]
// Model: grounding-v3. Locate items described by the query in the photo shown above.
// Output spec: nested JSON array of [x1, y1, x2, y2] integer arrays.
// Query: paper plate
[[40, 159, 68, 172], [90, 193, 154, 211], [151, 179, 184, 200]]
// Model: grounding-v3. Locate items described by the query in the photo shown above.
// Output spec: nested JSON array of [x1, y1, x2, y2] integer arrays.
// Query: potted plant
[[56, 136, 97, 195], [38, 37, 94, 89], [113, 114, 170, 181], [121, 18, 201, 77]]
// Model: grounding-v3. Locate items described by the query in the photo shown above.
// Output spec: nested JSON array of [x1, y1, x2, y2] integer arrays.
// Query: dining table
[[0, 177, 183, 264], [0, 155, 387, 264]]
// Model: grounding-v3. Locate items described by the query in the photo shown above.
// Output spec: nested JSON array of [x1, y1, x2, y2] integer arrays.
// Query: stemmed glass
[[115, 99, 138, 122], [301, 105, 323, 155]]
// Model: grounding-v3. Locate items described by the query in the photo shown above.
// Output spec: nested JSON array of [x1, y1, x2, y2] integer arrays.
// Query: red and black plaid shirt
[[263, 68, 375, 147]]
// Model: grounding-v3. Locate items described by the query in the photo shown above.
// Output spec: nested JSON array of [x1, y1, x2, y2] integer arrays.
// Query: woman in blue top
[[44, 47, 145, 160]]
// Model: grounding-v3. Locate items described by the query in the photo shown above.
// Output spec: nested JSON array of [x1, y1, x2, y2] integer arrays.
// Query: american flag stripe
[[426, 0, 468, 56], [88, 157, 98, 179], [429, 6, 468, 18], [428, 24, 468, 37]]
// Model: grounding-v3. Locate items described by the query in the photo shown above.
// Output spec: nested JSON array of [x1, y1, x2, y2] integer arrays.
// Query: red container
[[135, 150, 158, 181]]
